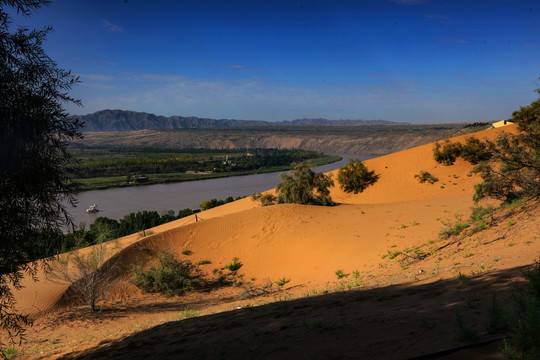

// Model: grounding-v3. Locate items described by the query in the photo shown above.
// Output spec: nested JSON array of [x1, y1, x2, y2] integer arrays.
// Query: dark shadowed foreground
[[61, 267, 521, 360]]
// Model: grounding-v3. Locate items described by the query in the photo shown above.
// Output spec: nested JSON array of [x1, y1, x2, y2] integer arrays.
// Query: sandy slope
[[9, 124, 539, 359]]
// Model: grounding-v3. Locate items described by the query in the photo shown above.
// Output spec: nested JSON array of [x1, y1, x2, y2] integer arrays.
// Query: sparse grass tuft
[[439, 220, 470, 239], [181, 249, 192, 255], [456, 272, 469, 284], [502, 198, 524, 210], [225, 257, 242, 271], [418, 317, 435, 329], [383, 249, 402, 260], [454, 309, 478, 341], [335, 269, 349, 279], [177, 307, 201, 319], [276, 277, 290, 287], [1, 347, 18, 359], [487, 294, 507, 334], [502, 260, 540, 359]]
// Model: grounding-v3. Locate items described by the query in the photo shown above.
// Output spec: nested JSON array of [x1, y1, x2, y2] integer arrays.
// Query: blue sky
[[8, 0, 540, 123]]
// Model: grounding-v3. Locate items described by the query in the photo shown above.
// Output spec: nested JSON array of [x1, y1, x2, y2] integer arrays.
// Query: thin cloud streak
[[100, 19, 122, 32]]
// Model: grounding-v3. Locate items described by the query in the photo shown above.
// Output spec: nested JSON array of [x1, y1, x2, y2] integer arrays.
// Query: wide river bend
[[67, 154, 376, 227]]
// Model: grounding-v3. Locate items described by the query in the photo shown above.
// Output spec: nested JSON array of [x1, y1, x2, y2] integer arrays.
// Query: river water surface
[[68, 154, 376, 227]]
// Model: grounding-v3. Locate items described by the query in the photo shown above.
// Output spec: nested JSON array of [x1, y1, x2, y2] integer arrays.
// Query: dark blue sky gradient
[[8, 0, 540, 122]]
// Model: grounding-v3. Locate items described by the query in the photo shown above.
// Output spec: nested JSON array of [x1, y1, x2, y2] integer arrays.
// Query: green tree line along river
[[67, 148, 341, 191]]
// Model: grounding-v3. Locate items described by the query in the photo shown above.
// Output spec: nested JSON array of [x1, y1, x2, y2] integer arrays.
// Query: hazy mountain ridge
[[78, 110, 403, 132]]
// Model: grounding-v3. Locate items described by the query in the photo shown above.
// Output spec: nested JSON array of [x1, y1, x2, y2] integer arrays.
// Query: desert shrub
[[49, 245, 121, 312], [469, 206, 495, 222], [337, 159, 379, 194], [414, 171, 439, 184], [132, 249, 200, 297], [460, 137, 493, 165], [276, 162, 335, 205], [433, 139, 463, 166], [258, 193, 276, 206]]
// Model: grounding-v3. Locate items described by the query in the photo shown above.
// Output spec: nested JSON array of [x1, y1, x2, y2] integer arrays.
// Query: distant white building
[[492, 120, 514, 128]]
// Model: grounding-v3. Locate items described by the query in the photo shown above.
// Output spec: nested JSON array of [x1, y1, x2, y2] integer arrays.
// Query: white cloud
[[100, 19, 122, 32]]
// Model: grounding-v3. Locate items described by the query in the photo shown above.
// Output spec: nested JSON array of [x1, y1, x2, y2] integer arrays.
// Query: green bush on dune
[[337, 159, 379, 194], [276, 162, 335, 206], [132, 249, 200, 297]]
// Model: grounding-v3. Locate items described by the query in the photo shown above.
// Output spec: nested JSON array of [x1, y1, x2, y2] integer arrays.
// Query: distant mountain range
[[78, 110, 404, 132]]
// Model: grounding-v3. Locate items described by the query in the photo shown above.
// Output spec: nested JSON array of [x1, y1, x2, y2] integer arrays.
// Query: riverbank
[[66, 154, 374, 228], [69, 154, 342, 192]]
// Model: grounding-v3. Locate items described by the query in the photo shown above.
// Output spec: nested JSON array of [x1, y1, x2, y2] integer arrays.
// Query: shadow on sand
[[59, 264, 531, 360]]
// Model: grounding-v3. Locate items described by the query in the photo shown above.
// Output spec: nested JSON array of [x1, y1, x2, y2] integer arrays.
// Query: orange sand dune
[[331, 124, 516, 204], [13, 125, 515, 316], [10, 124, 536, 360]]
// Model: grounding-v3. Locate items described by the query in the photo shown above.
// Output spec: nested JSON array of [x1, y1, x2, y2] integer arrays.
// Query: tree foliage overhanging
[[432, 86, 540, 202], [472, 90, 540, 202], [0, 0, 82, 345]]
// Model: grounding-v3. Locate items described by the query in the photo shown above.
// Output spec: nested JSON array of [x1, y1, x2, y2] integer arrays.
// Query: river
[[67, 154, 376, 228]]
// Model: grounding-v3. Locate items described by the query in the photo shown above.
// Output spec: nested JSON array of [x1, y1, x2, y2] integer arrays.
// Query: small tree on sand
[[337, 159, 379, 194], [276, 162, 334, 205], [48, 245, 121, 312]]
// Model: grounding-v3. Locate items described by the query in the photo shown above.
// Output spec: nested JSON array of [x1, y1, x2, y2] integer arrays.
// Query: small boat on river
[[86, 204, 99, 213]]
